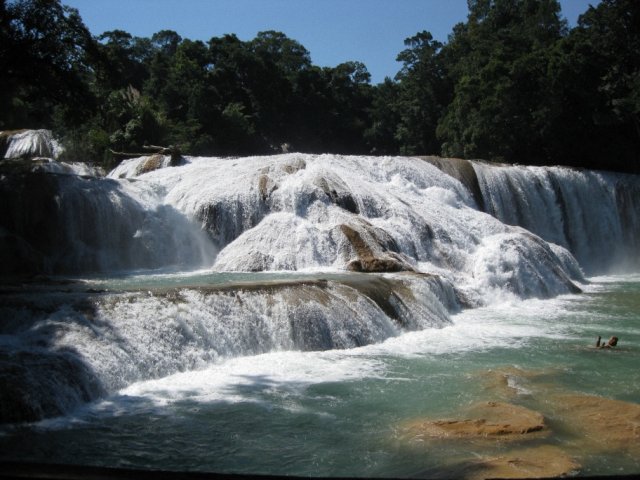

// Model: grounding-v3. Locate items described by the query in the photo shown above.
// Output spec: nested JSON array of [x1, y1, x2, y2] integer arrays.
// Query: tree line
[[2, 0, 639, 172]]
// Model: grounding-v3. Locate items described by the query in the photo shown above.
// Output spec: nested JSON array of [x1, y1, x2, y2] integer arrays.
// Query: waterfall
[[106, 154, 584, 298], [473, 162, 640, 273], [0, 273, 456, 421], [2, 152, 639, 424], [0, 169, 216, 275], [1, 129, 64, 160]]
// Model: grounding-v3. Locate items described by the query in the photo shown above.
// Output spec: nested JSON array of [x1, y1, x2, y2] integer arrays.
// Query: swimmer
[[596, 336, 618, 348]]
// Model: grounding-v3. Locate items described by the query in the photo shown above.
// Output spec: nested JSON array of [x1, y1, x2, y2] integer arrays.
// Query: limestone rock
[[552, 394, 640, 455], [465, 445, 579, 480], [135, 153, 166, 175], [340, 223, 415, 273], [403, 401, 547, 440], [419, 156, 485, 210], [314, 175, 359, 214]]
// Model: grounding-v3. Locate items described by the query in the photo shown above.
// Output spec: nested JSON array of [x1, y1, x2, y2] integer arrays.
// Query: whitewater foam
[[104, 154, 589, 301], [2, 129, 64, 159], [106, 290, 578, 410], [3, 153, 639, 423], [473, 162, 638, 273]]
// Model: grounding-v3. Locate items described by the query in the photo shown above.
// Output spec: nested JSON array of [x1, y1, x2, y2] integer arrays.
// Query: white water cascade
[[473, 162, 640, 273], [1, 129, 64, 159], [109, 154, 585, 299], [1, 152, 639, 424]]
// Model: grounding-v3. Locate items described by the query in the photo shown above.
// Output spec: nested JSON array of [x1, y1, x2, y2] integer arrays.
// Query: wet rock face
[[0, 130, 29, 157], [314, 176, 359, 214], [136, 154, 165, 175], [420, 156, 484, 210], [340, 224, 415, 273], [0, 166, 215, 276]]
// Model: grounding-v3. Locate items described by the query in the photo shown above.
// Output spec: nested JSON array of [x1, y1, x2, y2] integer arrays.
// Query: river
[[1, 146, 639, 478], [1, 272, 638, 478]]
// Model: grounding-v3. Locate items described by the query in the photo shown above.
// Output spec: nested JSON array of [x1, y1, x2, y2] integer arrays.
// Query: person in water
[[596, 336, 618, 348]]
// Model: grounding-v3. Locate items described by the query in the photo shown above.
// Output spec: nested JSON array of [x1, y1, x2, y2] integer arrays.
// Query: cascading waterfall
[[0, 170, 216, 274], [1, 152, 639, 424], [109, 154, 584, 297], [0, 273, 457, 422], [1, 129, 64, 160], [473, 162, 640, 273]]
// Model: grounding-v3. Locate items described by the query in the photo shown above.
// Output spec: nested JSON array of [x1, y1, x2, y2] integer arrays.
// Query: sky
[[62, 0, 599, 84]]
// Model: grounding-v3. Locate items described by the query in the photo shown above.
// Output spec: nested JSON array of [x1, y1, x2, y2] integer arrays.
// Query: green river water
[[1, 274, 639, 478]]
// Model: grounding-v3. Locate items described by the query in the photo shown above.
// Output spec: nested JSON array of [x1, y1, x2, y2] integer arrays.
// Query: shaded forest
[[1, 0, 639, 172]]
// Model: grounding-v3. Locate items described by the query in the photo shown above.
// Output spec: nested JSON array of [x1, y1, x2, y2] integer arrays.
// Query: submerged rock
[[475, 367, 640, 456], [477, 366, 560, 400], [465, 445, 579, 480], [552, 394, 640, 455], [403, 401, 547, 440]]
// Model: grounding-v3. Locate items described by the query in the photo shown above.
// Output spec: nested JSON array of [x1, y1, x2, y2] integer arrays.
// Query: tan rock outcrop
[[403, 401, 547, 440], [135, 154, 165, 175], [465, 445, 579, 480], [340, 223, 414, 273]]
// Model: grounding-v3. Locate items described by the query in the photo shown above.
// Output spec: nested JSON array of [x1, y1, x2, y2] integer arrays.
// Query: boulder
[[340, 223, 415, 273], [258, 173, 278, 201], [135, 153, 165, 175]]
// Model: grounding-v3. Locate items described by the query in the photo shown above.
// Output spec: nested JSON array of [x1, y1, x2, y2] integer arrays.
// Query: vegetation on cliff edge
[[1, 0, 639, 172]]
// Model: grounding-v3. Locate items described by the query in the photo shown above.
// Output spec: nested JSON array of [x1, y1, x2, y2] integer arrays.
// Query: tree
[[250, 30, 311, 77], [546, 0, 640, 171], [436, 0, 568, 163], [394, 31, 448, 155], [94, 30, 152, 91], [1, 0, 97, 129], [365, 78, 402, 154]]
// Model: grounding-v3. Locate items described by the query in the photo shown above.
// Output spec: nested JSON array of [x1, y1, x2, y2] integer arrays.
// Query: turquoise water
[[1, 274, 639, 478]]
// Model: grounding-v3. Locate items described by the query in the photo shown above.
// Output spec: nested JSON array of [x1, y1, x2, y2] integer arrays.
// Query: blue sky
[[62, 0, 599, 84]]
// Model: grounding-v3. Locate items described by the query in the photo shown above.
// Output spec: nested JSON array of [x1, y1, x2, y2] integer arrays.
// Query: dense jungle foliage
[[1, 0, 639, 172]]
